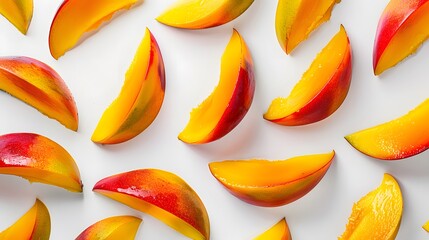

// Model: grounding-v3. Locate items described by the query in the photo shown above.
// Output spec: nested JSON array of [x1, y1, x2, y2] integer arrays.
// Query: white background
[[0, 0, 428, 239]]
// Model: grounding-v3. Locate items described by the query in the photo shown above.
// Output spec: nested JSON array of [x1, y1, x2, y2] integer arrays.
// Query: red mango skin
[[93, 169, 210, 240], [0, 133, 83, 192], [373, 0, 429, 75]]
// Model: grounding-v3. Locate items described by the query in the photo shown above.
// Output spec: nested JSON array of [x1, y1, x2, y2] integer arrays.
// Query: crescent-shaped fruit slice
[[91, 28, 165, 144], [156, 0, 254, 29], [49, 0, 142, 59], [0, 133, 83, 192], [275, 0, 340, 54], [373, 0, 429, 75], [345, 99, 429, 160], [0, 199, 50, 240], [0, 0, 33, 34], [0, 56, 78, 131], [209, 151, 335, 207], [93, 169, 210, 240], [178, 29, 254, 144], [254, 218, 292, 240], [76, 216, 142, 240], [339, 174, 403, 240], [264, 25, 352, 126]]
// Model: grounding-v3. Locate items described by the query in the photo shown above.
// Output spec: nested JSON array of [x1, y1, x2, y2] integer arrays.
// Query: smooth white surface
[[0, 0, 429, 239]]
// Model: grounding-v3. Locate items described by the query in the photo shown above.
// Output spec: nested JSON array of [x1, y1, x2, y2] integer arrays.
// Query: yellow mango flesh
[[77, 216, 141, 240], [423, 221, 429, 232], [265, 26, 348, 120], [0, 0, 33, 34], [339, 174, 402, 240], [254, 218, 291, 240]]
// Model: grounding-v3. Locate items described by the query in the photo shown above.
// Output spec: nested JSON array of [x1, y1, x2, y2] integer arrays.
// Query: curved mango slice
[[345, 99, 429, 160], [339, 174, 402, 240], [49, 0, 142, 59], [179, 29, 254, 144], [0, 133, 83, 192], [264, 25, 352, 126], [156, 0, 254, 29], [254, 218, 292, 240], [93, 169, 210, 240], [91, 28, 165, 144], [209, 151, 334, 207], [374, 0, 429, 75], [275, 0, 340, 54], [0, 199, 50, 240], [0, 0, 33, 34], [76, 216, 142, 240], [0, 56, 78, 131]]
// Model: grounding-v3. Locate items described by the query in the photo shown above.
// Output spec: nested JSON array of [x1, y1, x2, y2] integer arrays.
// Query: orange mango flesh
[[265, 25, 350, 124], [423, 221, 429, 232], [93, 169, 210, 240], [156, 0, 254, 29], [0, 57, 78, 131], [254, 218, 292, 240], [76, 216, 142, 240], [0, 199, 51, 240], [179, 29, 254, 143], [91, 28, 165, 144], [209, 151, 334, 207], [49, 0, 141, 59], [345, 98, 429, 160], [339, 174, 402, 240], [0, 0, 33, 34], [0, 133, 83, 192], [275, 0, 340, 54], [374, 0, 429, 75]]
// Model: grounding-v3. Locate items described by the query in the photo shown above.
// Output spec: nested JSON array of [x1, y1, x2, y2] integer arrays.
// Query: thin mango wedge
[[345, 98, 429, 160], [254, 218, 292, 240], [76, 216, 142, 240], [92, 28, 165, 144], [0, 0, 33, 34], [0, 133, 83, 192], [0, 56, 78, 131], [209, 151, 335, 207], [339, 174, 403, 240], [49, 0, 142, 59], [157, 0, 254, 29]]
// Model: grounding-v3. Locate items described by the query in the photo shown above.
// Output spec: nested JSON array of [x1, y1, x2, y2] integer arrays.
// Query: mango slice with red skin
[[156, 0, 254, 29], [49, 0, 142, 59], [254, 218, 292, 240], [209, 151, 335, 207], [76, 216, 142, 240], [91, 28, 165, 144], [339, 174, 402, 240], [345, 98, 429, 160], [275, 0, 340, 54], [373, 0, 429, 75], [0, 133, 83, 192], [0, 56, 78, 131], [179, 29, 254, 144], [265, 25, 352, 126], [0, 199, 50, 240], [93, 169, 210, 240], [0, 0, 33, 34]]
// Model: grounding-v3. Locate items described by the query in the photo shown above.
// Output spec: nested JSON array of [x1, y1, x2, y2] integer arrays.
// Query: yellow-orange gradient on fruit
[[373, 0, 429, 75], [339, 174, 403, 240], [275, 0, 340, 54], [209, 151, 334, 207], [264, 26, 351, 126], [423, 221, 429, 232], [76, 216, 142, 240], [49, 0, 142, 59], [0, 199, 50, 240], [0, 0, 32, 34], [345, 99, 429, 160], [156, 0, 254, 29], [0, 133, 83, 192], [93, 169, 210, 240], [254, 218, 292, 240], [179, 29, 254, 144], [0, 56, 78, 131], [92, 28, 165, 144]]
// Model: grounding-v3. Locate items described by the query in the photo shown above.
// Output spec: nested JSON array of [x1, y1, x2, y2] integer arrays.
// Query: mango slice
[[0, 0, 33, 34], [76, 216, 142, 240]]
